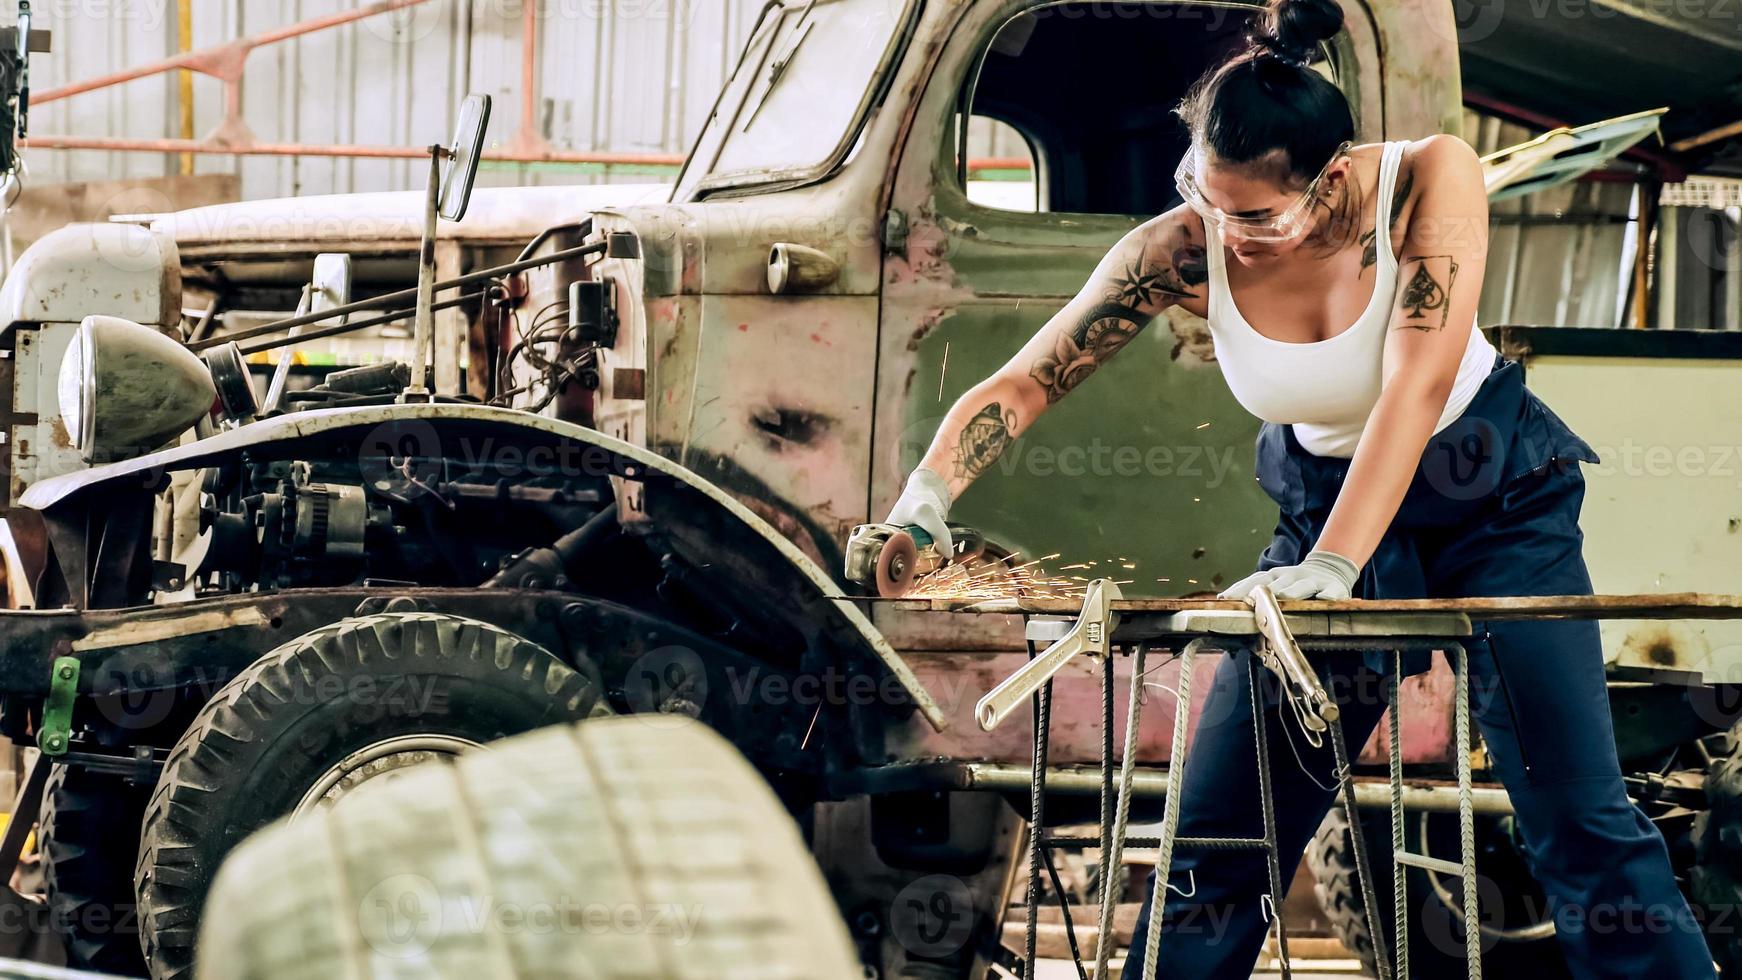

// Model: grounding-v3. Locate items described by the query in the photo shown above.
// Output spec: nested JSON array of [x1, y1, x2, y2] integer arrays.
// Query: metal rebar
[[187, 241, 606, 352], [1139, 639, 1198, 980], [1391, 659, 1408, 979], [1330, 709, 1394, 980], [1095, 642, 1149, 980], [1026, 639, 1050, 973], [1454, 644, 1481, 979], [1248, 652, 1291, 978]]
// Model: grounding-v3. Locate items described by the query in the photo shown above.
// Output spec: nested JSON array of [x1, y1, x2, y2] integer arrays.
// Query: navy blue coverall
[[1122, 355, 1715, 978]]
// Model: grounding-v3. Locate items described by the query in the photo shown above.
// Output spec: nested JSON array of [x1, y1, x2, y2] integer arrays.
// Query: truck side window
[[958, 2, 1262, 216], [965, 116, 1042, 213]]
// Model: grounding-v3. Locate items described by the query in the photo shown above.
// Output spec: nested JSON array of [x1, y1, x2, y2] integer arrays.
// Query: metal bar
[[1454, 644, 1481, 978], [1095, 642, 1148, 980], [188, 242, 604, 352], [898, 592, 1742, 621], [1330, 713, 1394, 980], [1048, 835, 1270, 850], [1139, 638, 1197, 980], [233, 291, 481, 356], [17, 133, 1031, 174], [901, 766, 1515, 815], [1248, 653, 1291, 978], [407, 146, 442, 398], [30, 0, 431, 104], [1098, 650, 1115, 934], [1024, 639, 1049, 974], [1395, 851, 1467, 877], [1390, 662, 1409, 979]]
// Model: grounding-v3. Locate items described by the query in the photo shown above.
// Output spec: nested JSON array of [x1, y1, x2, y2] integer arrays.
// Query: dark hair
[[1176, 0, 1355, 185]]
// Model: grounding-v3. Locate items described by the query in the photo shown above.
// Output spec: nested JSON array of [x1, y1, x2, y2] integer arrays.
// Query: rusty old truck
[[0, 0, 1739, 978]]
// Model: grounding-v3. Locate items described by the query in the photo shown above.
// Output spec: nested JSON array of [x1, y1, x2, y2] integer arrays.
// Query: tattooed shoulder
[[1359, 166, 1415, 277]]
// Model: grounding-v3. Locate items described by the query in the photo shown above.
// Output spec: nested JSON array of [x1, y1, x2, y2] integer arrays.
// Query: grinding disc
[[875, 530, 920, 598]]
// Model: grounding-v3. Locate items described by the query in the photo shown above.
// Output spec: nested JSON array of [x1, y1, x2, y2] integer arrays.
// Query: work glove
[[1219, 550, 1360, 601], [886, 467, 954, 561]]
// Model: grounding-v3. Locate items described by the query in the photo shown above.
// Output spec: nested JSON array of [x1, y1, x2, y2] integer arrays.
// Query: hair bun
[[1255, 0, 1343, 65]]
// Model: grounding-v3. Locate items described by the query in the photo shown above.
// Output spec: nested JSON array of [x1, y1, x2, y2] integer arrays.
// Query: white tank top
[[1204, 140, 1497, 458]]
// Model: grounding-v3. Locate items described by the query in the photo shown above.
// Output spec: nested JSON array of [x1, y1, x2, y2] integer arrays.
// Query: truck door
[[873, 1, 1377, 649]]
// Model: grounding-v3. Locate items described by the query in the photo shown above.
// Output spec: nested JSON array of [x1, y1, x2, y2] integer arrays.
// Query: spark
[[906, 551, 1084, 602], [1196, 421, 1211, 430], [937, 342, 950, 402]]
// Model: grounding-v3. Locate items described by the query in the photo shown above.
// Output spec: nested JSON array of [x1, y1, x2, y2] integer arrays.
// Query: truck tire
[[1692, 722, 1742, 972], [134, 612, 602, 980], [195, 715, 860, 980], [1307, 806, 1569, 979], [40, 766, 150, 975]]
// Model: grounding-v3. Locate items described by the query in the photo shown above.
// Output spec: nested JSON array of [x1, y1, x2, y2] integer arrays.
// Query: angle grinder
[[844, 522, 986, 598]]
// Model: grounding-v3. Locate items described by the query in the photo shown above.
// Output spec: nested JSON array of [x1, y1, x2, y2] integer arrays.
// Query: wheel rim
[[1417, 812, 1558, 943], [292, 733, 480, 818]]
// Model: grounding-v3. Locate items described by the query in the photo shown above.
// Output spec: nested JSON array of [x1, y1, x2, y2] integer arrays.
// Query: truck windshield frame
[[675, 0, 922, 201]]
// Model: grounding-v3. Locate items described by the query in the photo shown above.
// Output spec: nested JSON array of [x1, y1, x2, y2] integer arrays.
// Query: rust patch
[[906, 308, 953, 352], [612, 368, 646, 400], [749, 405, 835, 451]]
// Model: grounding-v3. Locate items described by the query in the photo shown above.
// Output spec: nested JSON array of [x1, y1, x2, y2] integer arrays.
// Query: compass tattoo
[[954, 402, 1017, 479], [1397, 254, 1458, 331], [1029, 226, 1199, 404], [1029, 302, 1148, 404]]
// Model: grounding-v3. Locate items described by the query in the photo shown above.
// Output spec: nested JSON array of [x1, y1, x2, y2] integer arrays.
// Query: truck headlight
[[57, 315, 217, 463]]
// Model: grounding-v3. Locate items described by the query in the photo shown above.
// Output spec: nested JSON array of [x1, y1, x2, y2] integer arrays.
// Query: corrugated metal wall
[[23, 0, 770, 198], [1465, 109, 1639, 329], [20, 7, 1733, 329]]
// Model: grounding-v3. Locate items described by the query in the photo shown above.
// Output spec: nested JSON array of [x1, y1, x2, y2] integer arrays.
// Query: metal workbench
[[955, 588, 1742, 980]]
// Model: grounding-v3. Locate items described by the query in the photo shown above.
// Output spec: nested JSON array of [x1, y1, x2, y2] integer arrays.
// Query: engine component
[[568, 279, 618, 347], [202, 342, 259, 423], [320, 360, 410, 396]]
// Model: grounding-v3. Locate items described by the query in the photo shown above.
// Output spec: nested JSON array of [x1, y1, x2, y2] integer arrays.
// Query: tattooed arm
[[1313, 135, 1491, 567], [911, 209, 1206, 499]]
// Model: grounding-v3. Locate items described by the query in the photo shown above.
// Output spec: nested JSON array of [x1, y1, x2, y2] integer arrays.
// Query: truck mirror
[[310, 253, 352, 321], [438, 93, 491, 222]]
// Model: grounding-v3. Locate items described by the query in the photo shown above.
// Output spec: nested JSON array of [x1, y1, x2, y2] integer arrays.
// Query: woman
[[886, 0, 1715, 976]]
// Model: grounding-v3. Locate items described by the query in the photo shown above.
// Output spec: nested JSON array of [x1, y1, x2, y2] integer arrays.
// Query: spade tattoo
[[1398, 254, 1458, 331]]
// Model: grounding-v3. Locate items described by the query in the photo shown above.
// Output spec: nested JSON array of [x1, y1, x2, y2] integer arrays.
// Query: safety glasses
[[1174, 141, 1351, 243]]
